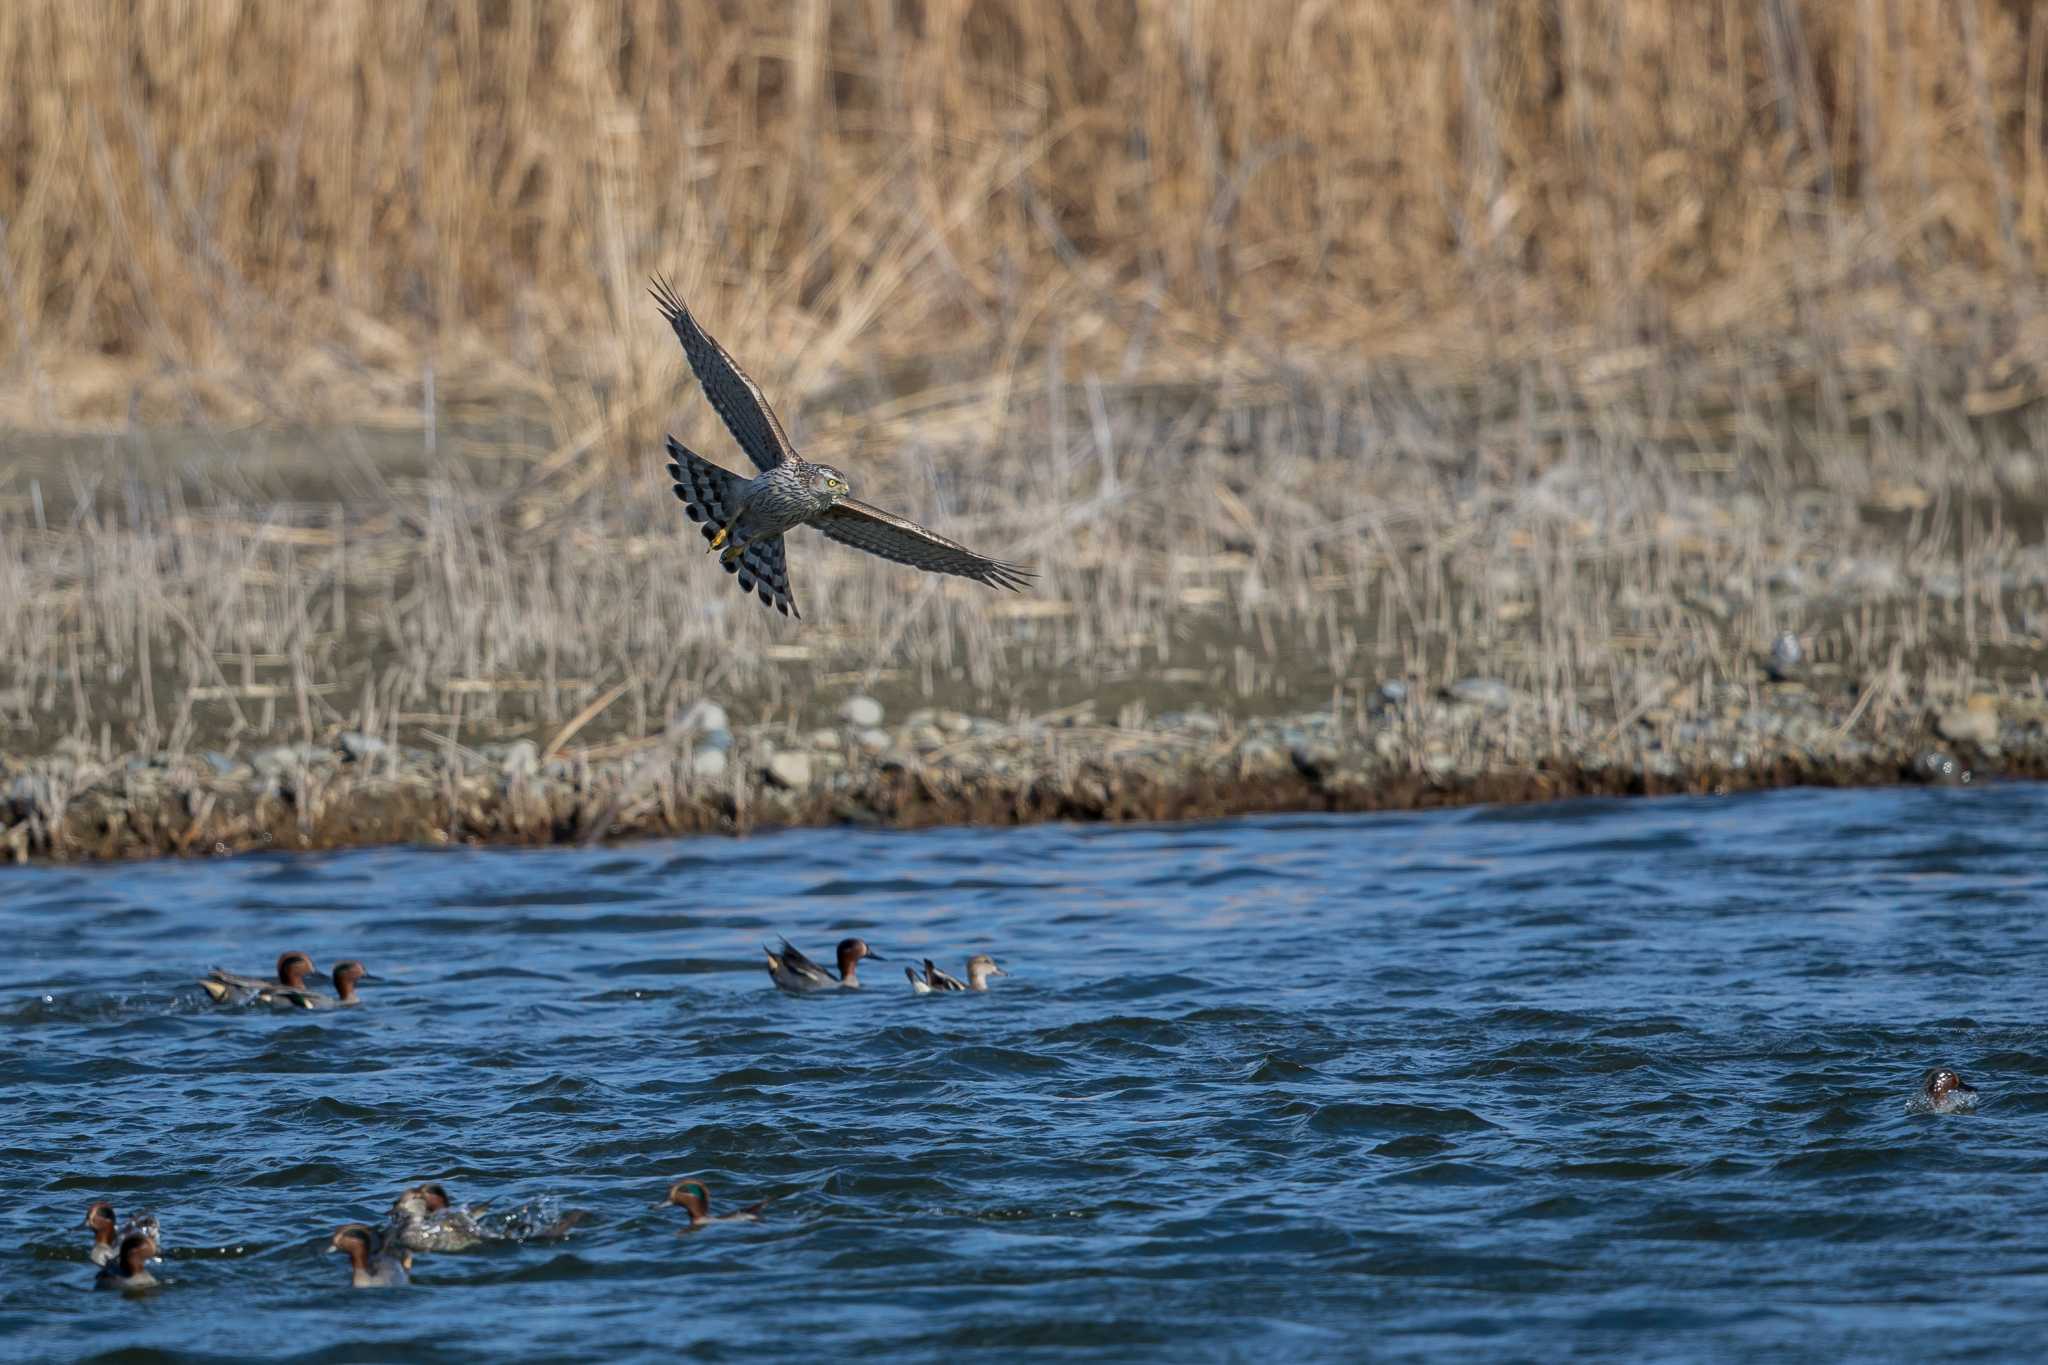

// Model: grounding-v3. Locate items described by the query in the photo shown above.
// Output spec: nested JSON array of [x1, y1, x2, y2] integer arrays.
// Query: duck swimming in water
[[83, 1203, 160, 1267], [765, 937, 883, 992], [384, 1181, 590, 1252], [94, 1232, 160, 1291], [660, 1180, 769, 1232], [330, 1224, 411, 1287], [906, 954, 1008, 994], [1920, 1066, 1980, 1114], [200, 950, 317, 1005], [282, 960, 370, 1010], [385, 1182, 487, 1252]]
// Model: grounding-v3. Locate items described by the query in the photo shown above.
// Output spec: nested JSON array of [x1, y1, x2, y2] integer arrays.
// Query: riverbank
[[10, 327, 2048, 864], [3, 668, 2031, 862]]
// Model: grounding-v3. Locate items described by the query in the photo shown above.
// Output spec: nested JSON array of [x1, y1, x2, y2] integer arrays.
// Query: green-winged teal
[[660, 1179, 769, 1232], [1921, 1066, 1980, 1114], [765, 937, 883, 992], [330, 1224, 411, 1287], [93, 1232, 160, 1291], [83, 1201, 160, 1267]]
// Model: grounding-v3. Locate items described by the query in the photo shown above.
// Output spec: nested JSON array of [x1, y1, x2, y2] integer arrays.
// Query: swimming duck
[[765, 937, 883, 992], [330, 1223, 411, 1287], [200, 950, 317, 1005], [385, 1181, 590, 1252], [660, 1179, 769, 1231], [385, 1182, 487, 1252], [906, 953, 1008, 994], [1922, 1066, 1980, 1114], [280, 960, 370, 1010], [84, 1202, 160, 1267], [94, 1232, 161, 1291]]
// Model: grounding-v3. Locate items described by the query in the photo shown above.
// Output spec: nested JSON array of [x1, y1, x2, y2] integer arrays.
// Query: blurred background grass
[[5, 0, 2048, 431], [6, 1, 2048, 771]]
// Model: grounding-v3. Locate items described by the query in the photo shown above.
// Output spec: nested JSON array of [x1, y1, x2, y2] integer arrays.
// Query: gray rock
[[1374, 679, 1408, 708], [672, 699, 730, 736], [765, 751, 814, 790], [338, 731, 388, 762], [252, 746, 298, 778], [1766, 631, 1803, 681], [807, 728, 842, 750], [1934, 708, 1998, 746], [1913, 750, 1970, 785], [500, 739, 540, 779], [838, 695, 884, 728], [200, 751, 242, 777], [854, 728, 891, 754], [936, 710, 973, 735], [698, 727, 734, 753], [1445, 677, 1514, 710]]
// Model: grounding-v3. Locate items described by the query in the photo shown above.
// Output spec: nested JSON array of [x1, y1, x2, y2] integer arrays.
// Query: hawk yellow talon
[[707, 524, 731, 552], [720, 538, 750, 565]]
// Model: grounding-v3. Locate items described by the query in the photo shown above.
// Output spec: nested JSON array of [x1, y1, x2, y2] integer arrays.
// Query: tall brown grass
[[5, 1, 2048, 431]]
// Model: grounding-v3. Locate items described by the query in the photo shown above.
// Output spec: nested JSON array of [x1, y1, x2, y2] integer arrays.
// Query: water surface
[[3, 785, 2046, 1360]]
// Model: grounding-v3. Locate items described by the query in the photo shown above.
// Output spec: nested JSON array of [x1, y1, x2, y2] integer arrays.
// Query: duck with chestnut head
[[765, 937, 885, 993], [385, 1182, 487, 1252], [330, 1224, 411, 1287], [200, 950, 318, 1005], [93, 1233, 161, 1292], [283, 959, 371, 1010], [385, 1180, 590, 1252], [1919, 1066, 1981, 1114], [83, 1202, 160, 1267]]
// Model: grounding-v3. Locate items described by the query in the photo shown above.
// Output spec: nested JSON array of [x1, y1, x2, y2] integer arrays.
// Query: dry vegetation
[[6, 2, 2048, 803], [7, 1, 2048, 427]]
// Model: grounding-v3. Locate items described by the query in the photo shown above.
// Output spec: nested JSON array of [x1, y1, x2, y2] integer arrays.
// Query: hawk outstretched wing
[[665, 437, 799, 617], [650, 277, 796, 474], [814, 498, 1034, 592]]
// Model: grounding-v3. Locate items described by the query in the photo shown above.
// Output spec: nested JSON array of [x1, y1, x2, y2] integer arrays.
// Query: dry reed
[[4, 1, 2048, 431]]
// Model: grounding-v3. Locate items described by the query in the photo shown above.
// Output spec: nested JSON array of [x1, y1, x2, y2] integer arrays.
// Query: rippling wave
[[3, 786, 2046, 1359]]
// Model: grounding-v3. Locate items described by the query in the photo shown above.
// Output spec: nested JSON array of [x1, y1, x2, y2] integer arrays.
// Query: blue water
[[3, 785, 2046, 1361]]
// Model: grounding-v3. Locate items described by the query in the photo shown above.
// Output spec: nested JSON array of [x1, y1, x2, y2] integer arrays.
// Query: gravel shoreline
[[2, 673, 2029, 863]]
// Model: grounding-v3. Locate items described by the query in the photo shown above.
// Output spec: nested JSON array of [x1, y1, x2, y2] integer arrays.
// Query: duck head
[[331, 960, 370, 1002], [965, 954, 1009, 990], [114, 1232, 159, 1277], [1923, 1066, 1979, 1111], [836, 938, 882, 985], [276, 951, 317, 988], [391, 1181, 452, 1220], [663, 1179, 713, 1226], [330, 1223, 380, 1269], [83, 1201, 118, 1252]]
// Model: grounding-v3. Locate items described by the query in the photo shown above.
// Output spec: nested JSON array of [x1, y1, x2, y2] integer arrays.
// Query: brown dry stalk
[[3, 2, 2048, 429]]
